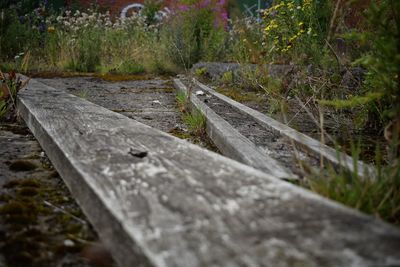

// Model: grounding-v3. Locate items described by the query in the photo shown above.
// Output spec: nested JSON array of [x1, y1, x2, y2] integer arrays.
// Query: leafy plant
[[261, 0, 331, 64], [0, 70, 29, 121], [322, 0, 400, 131]]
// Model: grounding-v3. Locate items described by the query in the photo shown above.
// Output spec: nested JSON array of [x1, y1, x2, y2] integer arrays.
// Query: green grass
[[303, 144, 400, 225], [176, 91, 187, 111], [183, 109, 206, 136]]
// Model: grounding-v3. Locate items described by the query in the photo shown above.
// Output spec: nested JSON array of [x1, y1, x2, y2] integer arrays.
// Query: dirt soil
[[0, 121, 115, 267]]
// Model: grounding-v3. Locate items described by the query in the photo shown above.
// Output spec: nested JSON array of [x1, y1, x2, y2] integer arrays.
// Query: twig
[[287, 96, 314, 126], [280, 101, 306, 175], [326, 0, 343, 44], [325, 39, 341, 68], [43, 200, 87, 225], [294, 95, 335, 147], [319, 103, 325, 168]]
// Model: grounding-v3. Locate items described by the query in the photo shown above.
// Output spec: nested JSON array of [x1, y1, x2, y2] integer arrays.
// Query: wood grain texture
[[173, 79, 296, 180], [193, 79, 376, 179], [17, 77, 400, 267]]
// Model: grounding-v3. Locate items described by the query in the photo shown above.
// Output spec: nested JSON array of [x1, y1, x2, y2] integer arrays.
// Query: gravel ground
[[0, 121, 115, 267]]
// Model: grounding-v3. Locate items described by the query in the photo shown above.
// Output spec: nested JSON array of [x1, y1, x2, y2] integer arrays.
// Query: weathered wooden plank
[[17, 77, 400, 267], [173, 79, 296, 180], [193, 79, 376, 178]]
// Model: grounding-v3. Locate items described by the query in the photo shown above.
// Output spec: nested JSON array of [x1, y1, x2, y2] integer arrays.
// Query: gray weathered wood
[[17, 77, 400, 267], [193, 78, 376, 179], [174, 79, 296, 179]]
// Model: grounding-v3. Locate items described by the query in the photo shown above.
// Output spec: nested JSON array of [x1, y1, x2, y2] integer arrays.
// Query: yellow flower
[[298, 22, 304, 27], [47, 26, 55, 33]]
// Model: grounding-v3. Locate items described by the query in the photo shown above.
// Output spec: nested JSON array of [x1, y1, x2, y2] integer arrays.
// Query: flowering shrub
[[161, 0, 228, 68], [173, 0, 228, 27], [261, 0, 329, 63]]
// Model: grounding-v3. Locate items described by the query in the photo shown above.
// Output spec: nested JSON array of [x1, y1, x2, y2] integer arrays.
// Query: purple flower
[[199, 0, 211, 8], [177, 4, 189, 11], [38, 22, 46, 32]]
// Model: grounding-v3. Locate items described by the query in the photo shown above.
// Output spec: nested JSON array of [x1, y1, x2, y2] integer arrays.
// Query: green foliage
[[183, 109, 206, 135], [319, 92, 384, 108], [66, 29, 102, 72], [261, 0, 331, 64], [0, 70, 26, 120], [161, 7, 226, 69], [176, 91, 188, 112], [0, 10, 41, 61], [141, 0, 162, 25], [305, 145, 400, 225], [344, 0, 400, 125], [194, 67, 207, 77], [228, 18, 265, 63], [221, 71, 234, 84], [318, 0, 400, 131]]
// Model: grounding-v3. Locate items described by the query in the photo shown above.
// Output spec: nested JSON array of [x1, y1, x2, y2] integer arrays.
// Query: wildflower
[[47, 26, 55, 33], [307, 27, 312, 35], [298, 22, 304, 27]]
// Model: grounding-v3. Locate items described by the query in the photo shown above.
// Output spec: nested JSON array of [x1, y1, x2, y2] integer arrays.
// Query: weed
[[194, 67, 207, 77], [76, 90, 89, 99], [183, 109, 206, 136], [0, 70, 29, 121], [176, 91, 188, 113], [305, 158, 400, 225], [221, 71, 234, 84]]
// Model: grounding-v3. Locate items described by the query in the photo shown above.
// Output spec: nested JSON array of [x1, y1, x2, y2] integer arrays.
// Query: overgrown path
[[13, 75, 400, 267]]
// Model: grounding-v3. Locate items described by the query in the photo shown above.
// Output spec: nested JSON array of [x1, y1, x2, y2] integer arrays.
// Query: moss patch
[[9, 160, 38, 172]]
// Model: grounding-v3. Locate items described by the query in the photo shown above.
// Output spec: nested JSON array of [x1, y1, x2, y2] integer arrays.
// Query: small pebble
[[195, 90, 205, 96], [63, 239, 75, 247]]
